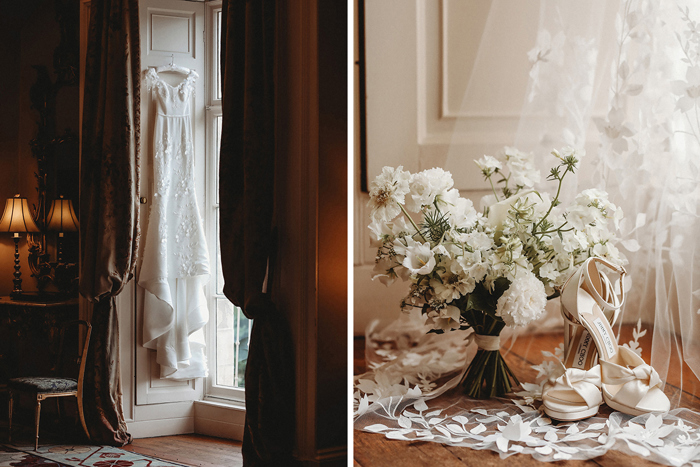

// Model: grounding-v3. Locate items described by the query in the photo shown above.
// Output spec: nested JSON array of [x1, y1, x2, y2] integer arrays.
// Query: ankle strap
[[560, 257, 626, 324], [583, 257, 626, 312]]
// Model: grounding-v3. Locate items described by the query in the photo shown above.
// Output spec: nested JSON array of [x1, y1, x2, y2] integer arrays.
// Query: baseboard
[[127, 417, 194, 438], [301, 446, 347, 467]]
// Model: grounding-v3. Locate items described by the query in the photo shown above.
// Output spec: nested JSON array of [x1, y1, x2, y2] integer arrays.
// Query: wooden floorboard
[[354, 325, 700, 466], [122, 434, 243, 467]]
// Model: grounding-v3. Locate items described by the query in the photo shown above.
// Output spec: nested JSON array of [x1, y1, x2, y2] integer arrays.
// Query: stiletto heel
[[542, 258, 624, 421], [559, 257, 670, 417]]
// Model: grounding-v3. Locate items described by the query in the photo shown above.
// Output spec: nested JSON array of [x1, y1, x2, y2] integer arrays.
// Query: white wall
[[355, 0, 535, 334], [354, 0, 615, 334]]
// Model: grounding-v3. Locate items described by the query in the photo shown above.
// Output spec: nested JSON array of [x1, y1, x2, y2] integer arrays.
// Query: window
[[205, 2, 251, 401]]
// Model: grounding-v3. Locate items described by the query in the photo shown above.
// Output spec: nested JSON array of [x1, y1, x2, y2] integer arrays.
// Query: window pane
[[216, 115, 222, 204], [216, 11, 222, 100], [216, 207, 224, 295], [216, 298, 251, 388], [216, 298, 235, 387]]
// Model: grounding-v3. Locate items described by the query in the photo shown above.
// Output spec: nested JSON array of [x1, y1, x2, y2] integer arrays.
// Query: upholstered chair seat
[[8, 377, 78, 394]]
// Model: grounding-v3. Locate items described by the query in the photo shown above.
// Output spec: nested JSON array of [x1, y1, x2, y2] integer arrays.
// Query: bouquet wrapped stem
[[459, 329, 520, 399], [454, 283, 520, 398]]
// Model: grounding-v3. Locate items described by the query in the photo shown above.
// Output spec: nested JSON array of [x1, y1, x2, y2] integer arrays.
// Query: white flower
[[368, 216, 414, 242], [475, 155, 502, 177], [437, 189, 478, 230], [430, 272, 476, 302], [371, 257, 401, 287], [368, 166, 411, 222], [496, 270, 547, 327], [566, 189, 619, 231], [551, 146, 584, 167], [464, 231, 493, 251], [426, 304, 462, 331], [402, 239, 437, 275], [539, 261, 560, 282], [406, 168, 454, 212], [487, 190, 535, 230], [503, 147, 540, 188]]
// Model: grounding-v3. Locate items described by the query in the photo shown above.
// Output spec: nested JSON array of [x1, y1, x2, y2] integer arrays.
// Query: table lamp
[[0, 194, 40, 298], [46, 195, 79, 263]]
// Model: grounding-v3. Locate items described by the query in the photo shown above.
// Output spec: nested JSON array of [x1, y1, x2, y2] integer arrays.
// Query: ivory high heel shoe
[[542, 258, 624, 421], [560, 257, 670, 417]]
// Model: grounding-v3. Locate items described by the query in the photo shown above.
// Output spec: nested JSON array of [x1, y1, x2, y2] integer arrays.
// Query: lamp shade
[[46, 196, 79, 233], [0, 195, 40, 234]]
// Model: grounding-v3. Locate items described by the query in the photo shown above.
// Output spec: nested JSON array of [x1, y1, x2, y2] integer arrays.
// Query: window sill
[[198, 397, 246, 410], [193, 398, 246, 441]]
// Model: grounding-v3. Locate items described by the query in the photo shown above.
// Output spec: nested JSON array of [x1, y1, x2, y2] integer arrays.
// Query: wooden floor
[[354, 325, 700, 466], [122, 434, 243, 467]]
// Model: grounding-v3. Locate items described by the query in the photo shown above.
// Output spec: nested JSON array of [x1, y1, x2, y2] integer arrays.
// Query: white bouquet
[[368, 147, 625, 398]]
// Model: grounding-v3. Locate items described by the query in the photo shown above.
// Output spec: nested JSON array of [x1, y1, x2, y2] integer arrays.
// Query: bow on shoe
[[547, 363, 603, 408], [601, 359, 663, 407]]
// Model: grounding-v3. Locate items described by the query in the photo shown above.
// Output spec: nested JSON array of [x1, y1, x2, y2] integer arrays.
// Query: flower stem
[[399, 204, 427, 242], [533, 166, 569, 234], [488, 176, 500, 201]]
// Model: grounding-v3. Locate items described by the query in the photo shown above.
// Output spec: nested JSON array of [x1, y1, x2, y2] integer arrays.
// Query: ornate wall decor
[[26, 0, 79, 295]]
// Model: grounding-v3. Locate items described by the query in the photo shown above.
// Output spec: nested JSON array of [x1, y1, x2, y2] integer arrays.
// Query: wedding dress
[[139, 68, 210, 380]]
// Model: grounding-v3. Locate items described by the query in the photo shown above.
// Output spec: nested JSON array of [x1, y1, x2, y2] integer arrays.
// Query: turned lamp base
[[10, 234, 23, 299]]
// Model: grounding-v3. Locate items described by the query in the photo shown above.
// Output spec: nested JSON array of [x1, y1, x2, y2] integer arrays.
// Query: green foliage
[[420, 208, 451, 245]]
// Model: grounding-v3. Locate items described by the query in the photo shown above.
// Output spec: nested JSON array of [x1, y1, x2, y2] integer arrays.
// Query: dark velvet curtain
[[220, 1, 295, 465], [79, 0, 140, 446]]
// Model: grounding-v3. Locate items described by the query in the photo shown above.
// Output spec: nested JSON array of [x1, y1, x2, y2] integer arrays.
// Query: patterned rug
[[0, 444, 191, 467]]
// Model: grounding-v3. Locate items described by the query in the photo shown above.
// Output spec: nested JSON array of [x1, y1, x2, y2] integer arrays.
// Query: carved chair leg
[[34, 398, 41, 451], [8, 391, 12, 444], [76, 395, 89, 441]]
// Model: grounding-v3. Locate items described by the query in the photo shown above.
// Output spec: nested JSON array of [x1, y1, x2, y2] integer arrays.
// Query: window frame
[[203, 0, 246, 403]]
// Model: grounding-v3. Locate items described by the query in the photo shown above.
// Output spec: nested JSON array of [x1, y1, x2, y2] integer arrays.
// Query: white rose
[[406, 168, 454, 212]]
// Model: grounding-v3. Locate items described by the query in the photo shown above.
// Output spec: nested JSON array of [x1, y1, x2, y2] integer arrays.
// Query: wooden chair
[[8, 319, 91, 450]]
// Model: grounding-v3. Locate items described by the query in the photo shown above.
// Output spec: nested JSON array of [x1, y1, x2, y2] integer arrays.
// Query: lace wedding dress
[[139, 68, 210, 380]]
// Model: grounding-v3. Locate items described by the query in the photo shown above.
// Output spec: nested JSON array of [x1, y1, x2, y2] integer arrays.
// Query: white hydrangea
[[368, 166, 411, 222], [496, 270, 547, 327]]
